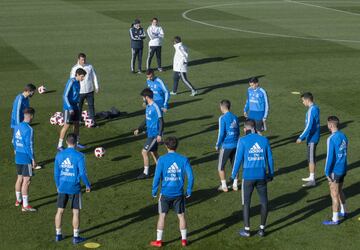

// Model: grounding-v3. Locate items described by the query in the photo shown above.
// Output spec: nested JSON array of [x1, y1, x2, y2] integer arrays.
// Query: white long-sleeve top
[[173, 42, 188, 72], [70, 63, 99, 94], [147, 25, 164, 47]]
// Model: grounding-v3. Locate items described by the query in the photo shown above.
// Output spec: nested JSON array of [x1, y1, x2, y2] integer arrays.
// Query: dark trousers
[[146, 46, 162, 69], [242, 179, 268, 228], [173, 71, 196, 92], [79, 91, 95, 121], [131, 48, 143, 72]]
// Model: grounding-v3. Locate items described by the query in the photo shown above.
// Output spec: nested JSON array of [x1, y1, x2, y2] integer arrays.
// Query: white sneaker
[[217, 185, 228, 192], [170, 91, 177, 96], [302, 181, 316, 187], [22, 205, 37, 212], [190, 90, 198, 96], [302, 177, 312, 182], [232, 185, 238, 191]]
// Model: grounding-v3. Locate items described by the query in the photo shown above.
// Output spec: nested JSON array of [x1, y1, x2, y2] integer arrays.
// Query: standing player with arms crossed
[[134, 88, 164, 179], [323, 116, 348, 226], [57, 68, 87, 151], [146, 17, 164, 71], [129, 19, 146, 74], [146, 69, 170, 113], [243, 77, 269, 134], [54, 133, 91, 244], [231, 119, 274, 237], [215, 100, 240, 192], [13, 107, 37, 212], [296, 92, 320, 187], [151, 137, 194, 247]]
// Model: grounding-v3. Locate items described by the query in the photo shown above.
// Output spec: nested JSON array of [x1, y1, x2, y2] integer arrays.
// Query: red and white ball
[[94, 147, 105, 158], [82, 110, 89, 120], [38, 85, 47, 94], [57, 117, 65, 126], [85, 118, 94, 128], [55, 112, 63, 118], [50, 115, 58, 125]]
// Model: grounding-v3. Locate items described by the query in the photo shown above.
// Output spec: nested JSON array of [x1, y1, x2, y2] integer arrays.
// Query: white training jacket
[[173, 42, 189, 72], [147, 25, 164, 47], [70, 63, 99, 94]]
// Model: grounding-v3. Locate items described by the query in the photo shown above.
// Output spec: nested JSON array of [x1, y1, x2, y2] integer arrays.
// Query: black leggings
[[242, 179, 268, 228], [146, 46, 162, 69], [131, 48, 143, 72], [173, 71, 196, 92]]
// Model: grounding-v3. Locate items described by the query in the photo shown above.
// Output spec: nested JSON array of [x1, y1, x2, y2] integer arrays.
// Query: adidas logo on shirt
[[249, 143, 263, 154], [15, 130, 22, 139], [167, 162, 181, 174], [339, 140, 347, 151], [230, 120, 238, 129], [61, 158, 74, 169]]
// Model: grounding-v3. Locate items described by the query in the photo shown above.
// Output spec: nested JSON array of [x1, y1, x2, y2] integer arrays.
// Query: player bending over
[[146, 69, 170, 113], [134, 88, 164, 179], [296, 92, 320, 187], [57, 68, 87, 151], [215, 100, 240, 192], [231, 119, 274, 237], [151, 136, 194, 247], [323, 116, 348, 226], [54, 133, 91, 244], [243, 77, 269, 134], [13, 107, 37, 212]]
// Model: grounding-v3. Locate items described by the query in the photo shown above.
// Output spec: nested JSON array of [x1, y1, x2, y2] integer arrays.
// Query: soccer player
[[243, 77, 269, 134], [323, 116, 348, 226], [129, 19, 146, 74], [231, 119, 274, 237], [215, 100, 240, 192], [146, 69, 170, 112], [57, 68, 87, 151], [13, 107, 37, 212], [70, 53, 100, 127], [151, 136, 194, 247], [171, 36, 197, 96], [11, 83, 36, 131], [134, 88, 163, 179], [54, 133, 91, 244], [146, 17, 164, 71], [296, 92, 320, 187]]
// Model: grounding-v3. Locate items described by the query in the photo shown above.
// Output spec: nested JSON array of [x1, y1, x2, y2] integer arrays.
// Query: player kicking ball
[[57, 68, 87, 151], [215, 100, 240, 192], [134, 88, 164, 179], [13, 107, 37, 212], [54, 133, 91, 244], [151, 137, 194, 247], [323, 116, 348, 226]]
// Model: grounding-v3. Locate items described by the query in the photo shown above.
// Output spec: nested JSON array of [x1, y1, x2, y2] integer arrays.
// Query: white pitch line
[[287, 0, 360, 17], [182, 2, 360, 44]]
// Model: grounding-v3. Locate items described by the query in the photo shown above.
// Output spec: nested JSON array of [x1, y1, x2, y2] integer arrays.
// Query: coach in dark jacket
[[129, 19, 146, 74]]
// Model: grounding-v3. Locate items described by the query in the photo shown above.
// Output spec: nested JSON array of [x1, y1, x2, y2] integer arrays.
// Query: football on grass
[[94, 147, 105, 158], [38, 85, 47, 94], [85, 118, 94, 128], [50, 115, 58, 125]]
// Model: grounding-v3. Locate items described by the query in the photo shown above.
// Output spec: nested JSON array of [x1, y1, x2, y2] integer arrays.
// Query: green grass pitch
[[1, 0, 360, 249]]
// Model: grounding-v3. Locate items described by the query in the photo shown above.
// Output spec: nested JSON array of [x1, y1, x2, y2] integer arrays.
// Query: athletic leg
[[15, 175, 23, 202], [217, 148, 228, 192], [147, 46, 156, 69], [173, 72, 180, 93], [131, 48, 136, 72], [150, 151, 159, 165], [55, 208, 64, 235], [86, 92, 95, 122], [180, 72, 196, 91], [338, 182, 347, 214], [156, 46, 162, 69], [138, 48, 143, 72], [256, 180, 269, 228], [78, 94, 86, 122], [242, 180, 255, 229]]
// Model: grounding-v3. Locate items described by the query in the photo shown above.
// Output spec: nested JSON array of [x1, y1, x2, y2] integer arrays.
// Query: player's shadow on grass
[[270, 120, 353, 149], [161, 56, 238, 71], [195, 75, 265, 95], [96, 98, 203, 126], [276, 154, 326, 176], [82, 187, 222, 239]]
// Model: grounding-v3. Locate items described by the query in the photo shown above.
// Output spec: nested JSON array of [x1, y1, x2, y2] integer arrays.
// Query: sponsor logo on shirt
[[15, 129, 24, 147], [165, 162, 182, 182], [60, 158, 75, 177], [248, 143, 265, 161]]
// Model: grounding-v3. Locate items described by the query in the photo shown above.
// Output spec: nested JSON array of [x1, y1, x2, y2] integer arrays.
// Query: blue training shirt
[[231, 133, 274, 180], [13, 122, 34, 164], [244, 87, 269, 120], [54, 148, 91, 194], [152, 152, 194, 198], [11, 94, 29, 128], [298, 103, 320, 143], [146, 77, 170, 109], [63, 78, 80, 111], [216, 111, 240, 149], [146, 102, 163, 137], [324, 131, 348, 177]]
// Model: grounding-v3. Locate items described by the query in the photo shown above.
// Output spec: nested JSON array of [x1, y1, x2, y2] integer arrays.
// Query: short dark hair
[[66, 133, 77, 145], [244, 119, 255, 129], [23, 107, 35, 115], [174, 36, 182, 43], [75, 68, 87, 76], [78, 53, 86, 59], [152, 17, 158, 22], [220, 99, 231, 110], [328, 116, 340, 128], [24, 83, 36, 92], [140, 88, 153, 99], [146, 69, 154, 75], [249, 77, 259, 83], [301, 92, 314, 102], [164, 136, 178, 150]]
